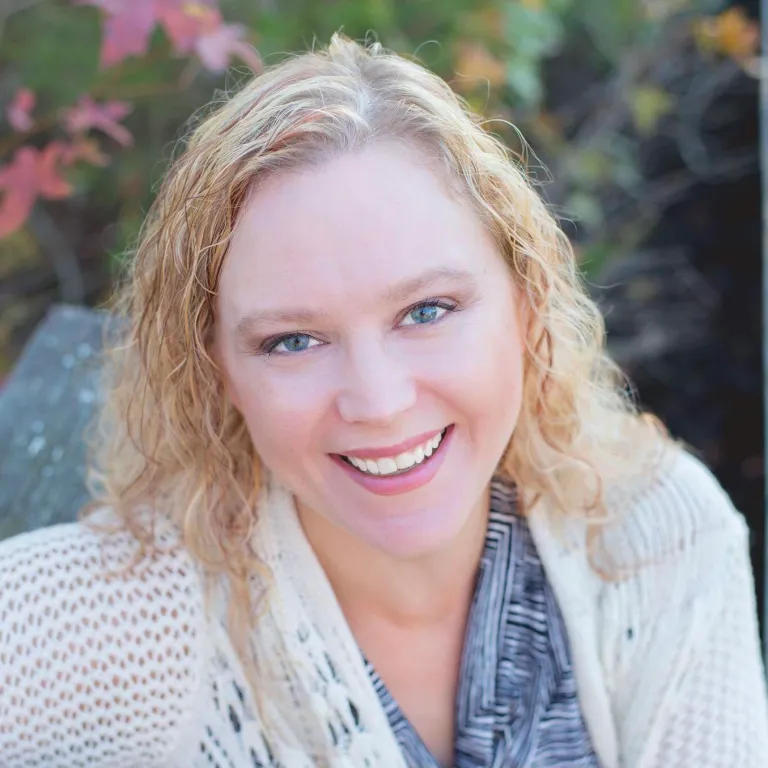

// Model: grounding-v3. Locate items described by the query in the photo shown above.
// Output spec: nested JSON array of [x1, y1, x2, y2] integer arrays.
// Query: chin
[[355, 502, 469, 560]]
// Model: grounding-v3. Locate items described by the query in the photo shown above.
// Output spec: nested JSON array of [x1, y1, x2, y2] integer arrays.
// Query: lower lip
[[330, 426, 455, 497]]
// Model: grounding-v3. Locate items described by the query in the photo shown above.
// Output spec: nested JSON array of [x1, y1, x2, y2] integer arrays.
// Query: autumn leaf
[[155, 0, 217, 53], [77, 0, 157, 66], [78, 0, 260, 72], [195, 23, 261, 72], [6, 88, 36, 133], [60, 137, 111, 167], [454, 42, 506, 91], [694, 7, 759, 63], [0, 150, 39, 237], [36, 143, 75, 198], [62, 96, 133, 147], [157, 1, 260, 72], [0, 144, 72, 238]]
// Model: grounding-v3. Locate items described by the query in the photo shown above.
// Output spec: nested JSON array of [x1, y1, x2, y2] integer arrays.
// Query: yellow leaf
[[520, 0, 545, 9], [630, 85, 674, 135], [454, 43, 506, 91], [693, 7, 759, 62]]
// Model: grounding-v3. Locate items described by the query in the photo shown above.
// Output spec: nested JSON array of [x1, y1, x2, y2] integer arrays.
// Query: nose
[[335, 339, 418, 425]]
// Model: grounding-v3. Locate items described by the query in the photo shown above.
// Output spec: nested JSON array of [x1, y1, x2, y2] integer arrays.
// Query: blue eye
[[260, 299, 457, 356], [266, 333, 319, 355], [401, 301, 454, 327]]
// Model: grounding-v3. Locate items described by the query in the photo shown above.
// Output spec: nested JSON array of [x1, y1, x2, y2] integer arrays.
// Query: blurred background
[[0, 0, 763, 630]]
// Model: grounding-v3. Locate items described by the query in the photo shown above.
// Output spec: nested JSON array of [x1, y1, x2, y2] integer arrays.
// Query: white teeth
[[377, 458, 398, 476], [395, 452, 416, 470], [344, 429, 447, 476]]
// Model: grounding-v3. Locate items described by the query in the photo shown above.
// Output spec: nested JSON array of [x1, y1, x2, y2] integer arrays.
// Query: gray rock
[[0, 305, 112, 540]]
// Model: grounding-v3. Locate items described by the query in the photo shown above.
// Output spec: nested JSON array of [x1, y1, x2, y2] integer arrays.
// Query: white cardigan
[[0, 444, 766, 767]]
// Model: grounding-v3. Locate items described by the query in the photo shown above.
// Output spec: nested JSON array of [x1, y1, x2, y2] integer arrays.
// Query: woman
[[1, 35, 766, 768]]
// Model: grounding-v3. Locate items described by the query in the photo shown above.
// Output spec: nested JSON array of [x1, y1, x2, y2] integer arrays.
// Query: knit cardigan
[[1, 443, 767, 767]]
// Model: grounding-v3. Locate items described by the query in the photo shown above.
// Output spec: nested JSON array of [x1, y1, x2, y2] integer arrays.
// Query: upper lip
[[337, 426, 448, 459]]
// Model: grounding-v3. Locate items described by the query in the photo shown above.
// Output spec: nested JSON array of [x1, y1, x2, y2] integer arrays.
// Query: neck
[[296, 486, 490, 627]]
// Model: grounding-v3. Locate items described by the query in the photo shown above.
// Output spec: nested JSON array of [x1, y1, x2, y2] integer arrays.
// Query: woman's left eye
[[400, 301, 455, 327]]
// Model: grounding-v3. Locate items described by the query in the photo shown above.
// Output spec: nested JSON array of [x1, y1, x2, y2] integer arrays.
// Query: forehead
[[218, 143, 500, 318]]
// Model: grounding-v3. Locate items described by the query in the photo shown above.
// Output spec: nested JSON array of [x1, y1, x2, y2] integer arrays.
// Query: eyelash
[[258, 298, 459, 356]]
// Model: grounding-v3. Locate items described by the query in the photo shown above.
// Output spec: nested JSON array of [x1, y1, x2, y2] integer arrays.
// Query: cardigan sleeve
[[0, 513, 209, 768], [599, 448, 768, 768], [650, 511, 768, 766]]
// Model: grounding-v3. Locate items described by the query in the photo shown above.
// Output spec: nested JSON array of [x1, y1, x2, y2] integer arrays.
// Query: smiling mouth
[[338, 427, 450, 477]]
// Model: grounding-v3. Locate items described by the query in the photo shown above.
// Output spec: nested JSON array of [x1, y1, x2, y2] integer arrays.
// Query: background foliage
[[0, 0, 758, 373], [0, 0, 764, 623]]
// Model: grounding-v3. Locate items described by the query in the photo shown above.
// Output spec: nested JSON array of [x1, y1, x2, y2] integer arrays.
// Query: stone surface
[[0, 304, 110, 541]]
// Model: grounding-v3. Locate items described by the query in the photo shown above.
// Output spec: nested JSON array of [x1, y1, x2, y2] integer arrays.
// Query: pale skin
[[215, 142, 525, 766]]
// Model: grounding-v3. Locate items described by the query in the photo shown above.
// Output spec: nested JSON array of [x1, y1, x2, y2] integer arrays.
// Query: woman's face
[[215, 142, 525, 558]]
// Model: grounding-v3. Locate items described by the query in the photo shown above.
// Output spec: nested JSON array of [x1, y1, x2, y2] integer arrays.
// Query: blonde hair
[[83, 34, 665, 701]]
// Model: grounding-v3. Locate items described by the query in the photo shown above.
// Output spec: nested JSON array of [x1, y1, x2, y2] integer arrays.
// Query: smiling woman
[[1, 34, 767, 768]]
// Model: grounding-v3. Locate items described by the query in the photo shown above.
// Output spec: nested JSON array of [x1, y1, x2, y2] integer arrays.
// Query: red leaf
[[196, 23, 261, 72], [0, 148, 39, 237], [63, 96, 133, 146], [60, 137, 111, 167], [157, 1, 259, 72], [79, 0, 258, 72], [0, 144, 72, 237], [155, 0, 220, 54], [6, 88, 36, 132], [78, 0, 157, 66], [37, 143, 74, 199]]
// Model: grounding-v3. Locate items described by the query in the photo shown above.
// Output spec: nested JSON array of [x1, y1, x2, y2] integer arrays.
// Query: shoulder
[[0, 511, 212, 767], [0, 508, 209, 613], [597, 441, 749, 573]]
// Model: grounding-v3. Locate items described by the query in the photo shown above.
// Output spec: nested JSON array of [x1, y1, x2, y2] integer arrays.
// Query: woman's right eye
[[263, 333, 321, 355]]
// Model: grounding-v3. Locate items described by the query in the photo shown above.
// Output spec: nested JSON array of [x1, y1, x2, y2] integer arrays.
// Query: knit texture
[[1, 444, 766, 767]]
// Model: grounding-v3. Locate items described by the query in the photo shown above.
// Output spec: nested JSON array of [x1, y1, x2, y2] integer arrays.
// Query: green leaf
[[505, 57, 543, 106], [630, 84, 674, 135], [504, 4, 565, 61], [2, 5, 101, 105], [566, 149, 613, 187], [570, 0, 646, 63], [565, 190, 604, 230]]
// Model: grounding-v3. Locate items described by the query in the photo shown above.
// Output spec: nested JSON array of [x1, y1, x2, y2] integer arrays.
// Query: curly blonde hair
[[83, 33, 665, 700]]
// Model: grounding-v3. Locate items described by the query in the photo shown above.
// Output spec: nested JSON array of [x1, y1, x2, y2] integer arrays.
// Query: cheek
[[226, 362, 331, 466], [418, 307, 524, 417]]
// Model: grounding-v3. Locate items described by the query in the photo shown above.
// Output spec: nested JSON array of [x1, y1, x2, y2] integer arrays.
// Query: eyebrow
[[234, 266, 477, 339]]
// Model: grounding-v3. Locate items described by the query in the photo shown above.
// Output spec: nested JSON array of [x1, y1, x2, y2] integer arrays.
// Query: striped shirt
[[366, 478, 600, 767]]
